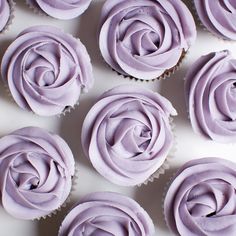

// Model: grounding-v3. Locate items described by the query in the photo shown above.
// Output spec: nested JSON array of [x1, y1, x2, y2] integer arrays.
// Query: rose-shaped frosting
[[164, 157, 236, 236], [185, 50, 236, 143], [81, 85, 177, 186], [26, 0, 92, 20], [0, 0, 10, 32], [99, 0, 196, 80], [0, 127, 75, 220], [58, 192, 155, 236], [194, 0, 236, 40], [1, 25, 93, 116]]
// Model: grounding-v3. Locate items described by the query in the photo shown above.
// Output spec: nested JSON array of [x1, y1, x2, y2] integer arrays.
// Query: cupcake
[[0, 126, 75, 220], [185, 50, 236, 143], [164, 157, 236, 236], [1, 25, 94, 116], [0, 0, 12, 32], [99, 0, 196, 81], [81, 85, 177, 186], [26, 0, 92, 20], [58, 192, 155, 236], [194, 0, 236, 40]]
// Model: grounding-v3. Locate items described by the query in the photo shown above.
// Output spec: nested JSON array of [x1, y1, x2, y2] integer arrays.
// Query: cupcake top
[[26, 0, 92, 20], [185, 50, 236, 143], [0, 0, 10, 32], [81, 85, 177, 186], [58, 192, 155, 236], [164, 157, 236, 236], [1, 25, 93, 116], [99, 0, 196, 80], [0, 126, 75, 220], [194, 0, 236, 40]]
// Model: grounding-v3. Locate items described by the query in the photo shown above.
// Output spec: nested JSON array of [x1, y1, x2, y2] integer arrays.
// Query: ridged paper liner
[[1, 0, 15, 34], [25, 0, 49, 18], [192, 1, 236, 43], [35, 161, 79, 221], [110, 50, 188, 82], [162, 167, 179, 234], [138, 116, 177, 187]]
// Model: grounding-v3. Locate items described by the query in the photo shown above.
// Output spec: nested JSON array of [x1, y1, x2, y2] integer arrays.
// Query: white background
[[1, 0, 236, 235]]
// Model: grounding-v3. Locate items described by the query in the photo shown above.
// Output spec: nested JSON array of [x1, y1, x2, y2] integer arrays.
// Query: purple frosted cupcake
[[99, 0, 196, 80], [81, 85, 177, 186], [194, 0, 236, 40], [26, 0, 92, 20], [58, 192, 155, 236], [164, 157, 236, 236], [0, 0, 11, 32], [1, 25, 94, 116], [0, 127, 75, 220], [185, 50, 236, 143]]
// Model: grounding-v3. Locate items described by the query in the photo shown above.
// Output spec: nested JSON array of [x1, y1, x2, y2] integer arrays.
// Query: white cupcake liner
[[162, 167, 178, 232], [192, 1, 235, 43], [25, 0, 49, 18], [1, 0, 15, 34], [58, 100, 80, 117], [109, 50, 188, 82], [36, 161, 79, 221], [138, 116, 177, 186], [3, 82, 16, 103]]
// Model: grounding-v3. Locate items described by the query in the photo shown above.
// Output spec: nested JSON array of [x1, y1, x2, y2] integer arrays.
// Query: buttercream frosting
[[185, 50, 236, 143], [0, 0, 10, 32], [1, 25, 94, 116], [26, 0, 92, 20], [0, 127, 75, 220], [194, 0, 236, 40], [99, 0, 196, 80], [81, 85, 177, 186], [58, 192, 155, 236], [164, 157, 236, 236]]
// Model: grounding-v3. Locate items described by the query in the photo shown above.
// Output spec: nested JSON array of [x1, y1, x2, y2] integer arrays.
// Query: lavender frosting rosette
[[0, 0, 10, 32], [164, 157, 236, 236], [26, 0, 92, 20], [0, 127, 75, 220], [58, 192, 155, 236], [81, 85, 177, 186], [99, 0, 196, 80], [1, 25, 93, 116], [194, 0, 236, 40], [185, 50, 236, 143]]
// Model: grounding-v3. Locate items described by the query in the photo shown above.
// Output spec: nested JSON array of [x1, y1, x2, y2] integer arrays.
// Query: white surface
[[1, 1, 236, 236]]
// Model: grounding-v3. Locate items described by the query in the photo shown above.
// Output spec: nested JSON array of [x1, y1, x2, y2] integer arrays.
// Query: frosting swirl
[[58, 192, 155, 236], [81, 85, 177, 186], [185, 50, 236, 143], [99, 0, 196, 80], [194, 0, 236, 40], [0, 0, 10, 32], [1, 25, 93, 116], [0, 127, 75, 220], [27, 0, 92, 20], [164, 157, 236, 236]]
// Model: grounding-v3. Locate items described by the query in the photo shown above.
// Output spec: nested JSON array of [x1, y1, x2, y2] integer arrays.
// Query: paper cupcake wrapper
[[36, 161, 79, 220], [3, 82, 16, 104], [1, 0, 15, 34], [138, 116, 177, 186], [25, 0, 49, 18], [162, 166, 178, 232], [59, 100, 80, 117], [109, 50, 187, 82], [192, 2, 235, 43]]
